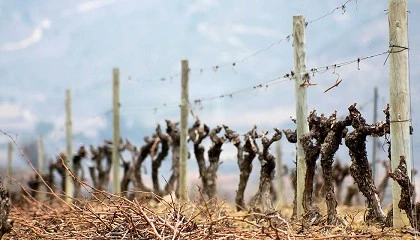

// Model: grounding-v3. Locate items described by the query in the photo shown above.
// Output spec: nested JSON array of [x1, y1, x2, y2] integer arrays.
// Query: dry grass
[[3, 190, 415, 240]]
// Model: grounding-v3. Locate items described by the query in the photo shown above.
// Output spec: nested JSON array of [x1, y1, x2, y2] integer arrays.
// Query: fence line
[[308, 51, 389, 75], [193, 49, 388, 106], [113, 48, 390, 116], [22, 47, 390, 152]]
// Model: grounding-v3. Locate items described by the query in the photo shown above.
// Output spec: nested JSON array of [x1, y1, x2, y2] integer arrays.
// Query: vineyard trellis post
[[38, 135, 45, 174], [37, 134, 46, 200], [388, 0, 412, 228], [112, 67, 121, 194], [293, 15, 309, 217], [372, 87, 378, 181], [179, 59, 189, 200], [65, 89, 73, 202], [6, 142, 13, 189]]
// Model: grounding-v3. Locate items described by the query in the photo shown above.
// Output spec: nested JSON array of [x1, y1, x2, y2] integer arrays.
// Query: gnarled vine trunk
[[89, 140, 126, 194], [73, 146, 87, 198], [224, 125, 259, 211], [319, 111, 350, 225], [344, 103, 389, 224], [164, 120, 181, 196], [191, 119, 225, 201], [249, 129, 282, 212], [134, 137, 155, 192], [152, 124, 170, 196], [299, 110, 328, 218]]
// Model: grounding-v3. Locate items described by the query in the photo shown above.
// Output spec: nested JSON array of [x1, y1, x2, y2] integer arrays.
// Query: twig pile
[[7, 191, 295, 239], [6, 192, 411, 240]]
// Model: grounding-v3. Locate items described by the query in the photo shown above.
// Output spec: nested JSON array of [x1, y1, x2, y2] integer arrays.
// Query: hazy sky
[[0, 0, 419, 202]]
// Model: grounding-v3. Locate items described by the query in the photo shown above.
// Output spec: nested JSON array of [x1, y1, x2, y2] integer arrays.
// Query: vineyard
[[1, 103, 417, 239], [0, 0, 418, 239]]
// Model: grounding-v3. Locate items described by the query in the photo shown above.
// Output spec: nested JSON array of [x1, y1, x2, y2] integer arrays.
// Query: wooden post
[[179, 60, 189, 200], [372, 87, 378, 181], [112, 68, 121, 194], [37, 134, 46, 200], [275, 141, 284, 208], [6, 142, 13, 188], [37, 135, 45, 174], [388, 0, 411, 228], [293, 15, 309, 217], [65, 89, 73, 202]]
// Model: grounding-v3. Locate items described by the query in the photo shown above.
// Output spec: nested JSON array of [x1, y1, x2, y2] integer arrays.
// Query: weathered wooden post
[[388, 0, 412, 228], [112, 68, 121, 194], [293, 15, 309, 217], [37, 135, 45, 174], [65, 89, 73, 202], [179, 60, 189, 200], [37, 134, 46, 200]]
